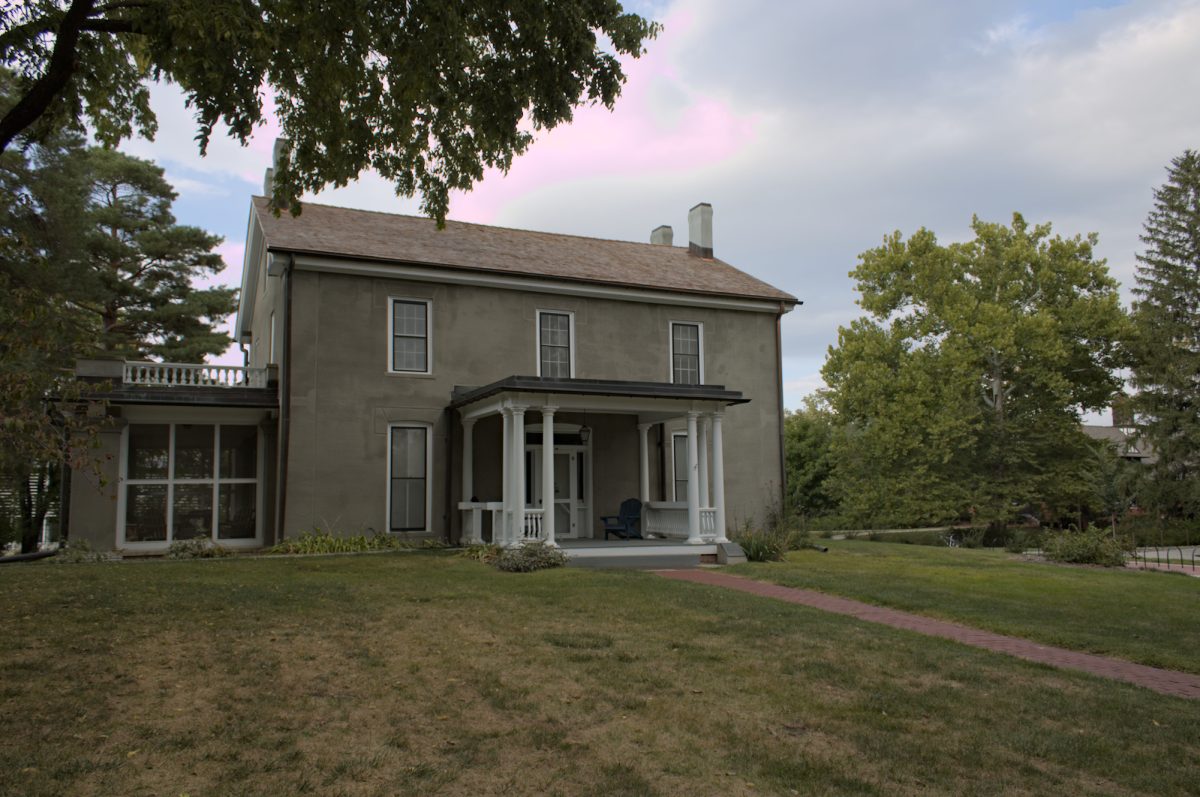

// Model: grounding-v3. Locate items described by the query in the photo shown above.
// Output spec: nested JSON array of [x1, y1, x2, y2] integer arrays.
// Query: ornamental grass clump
[[494, 542, 569, 572], [1044, 527, 1131, 568], [269, 529, 409, 555], [731, 505, 808, 562]]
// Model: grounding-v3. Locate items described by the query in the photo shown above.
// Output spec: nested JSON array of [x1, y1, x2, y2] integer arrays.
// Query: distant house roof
[[1082, 425, 1156, 463], [250, 197, 798, 304]]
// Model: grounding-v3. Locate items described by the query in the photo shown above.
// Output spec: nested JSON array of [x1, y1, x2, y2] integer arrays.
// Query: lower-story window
[[389, 424, 431, 532], [672, 432, 689, 501], [122, 423, 259, 544]]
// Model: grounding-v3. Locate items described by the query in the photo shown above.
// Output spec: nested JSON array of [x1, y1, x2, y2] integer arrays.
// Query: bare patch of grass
[[0, 553, 1197, 796]]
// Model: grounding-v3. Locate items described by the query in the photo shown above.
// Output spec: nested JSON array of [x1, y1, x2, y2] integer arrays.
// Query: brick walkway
[[656, 569, 1200, 700]]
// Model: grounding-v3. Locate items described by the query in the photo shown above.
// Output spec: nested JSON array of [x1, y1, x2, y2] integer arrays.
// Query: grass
[[0, 552, 1196, 796], [730, 539, 1200, 674]]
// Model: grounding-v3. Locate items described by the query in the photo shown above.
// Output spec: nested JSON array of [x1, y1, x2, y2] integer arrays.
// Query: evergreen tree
[[1129, 150, 1200, 517], [74, 148, 234, 361]]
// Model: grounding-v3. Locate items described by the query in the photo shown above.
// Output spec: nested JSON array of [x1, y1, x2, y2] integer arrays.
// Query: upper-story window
[[390, 298, 431, 374], [538, 310, 574, 378], [671, 322, 703, 384]]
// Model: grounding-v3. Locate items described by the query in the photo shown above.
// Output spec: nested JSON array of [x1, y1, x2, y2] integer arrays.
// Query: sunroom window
[[123, 423, 259, 544]]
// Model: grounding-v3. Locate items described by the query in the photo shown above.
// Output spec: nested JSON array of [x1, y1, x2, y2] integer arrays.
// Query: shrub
[[495, 541, 569, 572], [48, 540, 117, 564], [1004, 528, 1044, 554], [167, 538, 233, 559], [1044, 527, 1131, 567], [459, 543, 501, 564], [269, 529, 411, 555]]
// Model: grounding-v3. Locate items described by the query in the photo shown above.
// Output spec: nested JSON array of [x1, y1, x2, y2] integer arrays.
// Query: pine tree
[[72, 147, 234, 362], [1130, 150, 1200, 517]]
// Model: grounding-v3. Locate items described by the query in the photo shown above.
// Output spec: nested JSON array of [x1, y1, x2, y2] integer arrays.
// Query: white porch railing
[[521, 509, 545, 542], [643, 502, 718, 542], [124, 361, 269, 388]]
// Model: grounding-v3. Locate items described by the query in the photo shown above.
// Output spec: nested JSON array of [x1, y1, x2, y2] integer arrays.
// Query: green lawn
[[1, 553, 1198, 796], [730, 540, 1200, 674]]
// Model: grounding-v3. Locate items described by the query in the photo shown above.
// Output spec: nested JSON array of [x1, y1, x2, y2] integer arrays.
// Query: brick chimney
[[650, 225, 673, 246], [688, 202, 713, 258]]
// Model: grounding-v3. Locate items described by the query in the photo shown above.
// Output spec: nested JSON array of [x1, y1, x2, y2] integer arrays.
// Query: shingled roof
[[251, 197, 797, 304]]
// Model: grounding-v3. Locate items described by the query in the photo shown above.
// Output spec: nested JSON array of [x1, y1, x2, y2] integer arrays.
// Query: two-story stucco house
[[66, 161, 798, 562]]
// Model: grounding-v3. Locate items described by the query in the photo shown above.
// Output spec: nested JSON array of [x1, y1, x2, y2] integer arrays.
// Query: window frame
[[387, 297, 433, 376], [536, 309, 576, 378], [116, 418, 264, 550], [669, 320, 704, 385], [671, 431, 689, 502], [386, 422, 434, 534]]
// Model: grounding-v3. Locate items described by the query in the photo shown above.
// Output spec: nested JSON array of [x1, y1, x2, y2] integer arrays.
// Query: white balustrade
[[522, 509, 544, 542], [123, 362, 268, 389], [643, 502, 718, 542]]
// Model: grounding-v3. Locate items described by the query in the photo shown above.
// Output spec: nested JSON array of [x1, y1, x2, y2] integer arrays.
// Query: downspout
[[776, 304, 787, 511], [275, 254, 295, 543]]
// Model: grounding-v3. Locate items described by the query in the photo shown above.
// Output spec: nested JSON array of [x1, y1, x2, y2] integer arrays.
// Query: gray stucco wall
[[273, 268, 786, 541], [68, 423, 123, 551]]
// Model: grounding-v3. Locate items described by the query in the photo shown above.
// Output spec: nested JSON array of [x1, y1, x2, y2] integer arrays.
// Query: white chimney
[[688, 202, 713, 258], [264, 138, 291, 203], [650, 225, 673, 246]]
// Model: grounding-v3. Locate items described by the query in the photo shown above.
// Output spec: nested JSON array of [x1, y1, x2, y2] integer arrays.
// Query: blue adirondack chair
[[601, 498, 643, 540]]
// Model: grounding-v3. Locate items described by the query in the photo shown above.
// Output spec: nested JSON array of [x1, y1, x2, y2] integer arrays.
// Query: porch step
[[562, 542, 718, 570], [567, 553, 703, 570]]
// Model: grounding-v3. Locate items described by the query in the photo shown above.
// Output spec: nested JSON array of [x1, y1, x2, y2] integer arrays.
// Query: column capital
[[510, 406, 527, 417], [636, 422, 652, 432], [541, 405, 558, 416], [462, 416, 477, 428], [686, 409, 702, 419]]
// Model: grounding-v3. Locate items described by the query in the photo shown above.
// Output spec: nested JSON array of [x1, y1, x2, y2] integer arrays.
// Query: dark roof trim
[[83, 386, 278, 409], [450, 376, 750, 410]]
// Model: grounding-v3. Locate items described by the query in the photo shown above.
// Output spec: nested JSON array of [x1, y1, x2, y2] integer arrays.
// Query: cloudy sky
[[118, 0, 1200, 410]]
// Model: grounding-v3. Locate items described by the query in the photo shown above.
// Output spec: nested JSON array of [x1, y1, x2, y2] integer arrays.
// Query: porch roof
[[449, 376, 749, 411]]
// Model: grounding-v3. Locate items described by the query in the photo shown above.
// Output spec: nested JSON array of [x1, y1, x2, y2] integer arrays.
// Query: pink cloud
[[448, 9, 758, 223], [234, 9, 756, 220]]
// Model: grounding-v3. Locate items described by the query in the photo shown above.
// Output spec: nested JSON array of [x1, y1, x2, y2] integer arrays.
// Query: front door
[[531, 448, 588, 538]]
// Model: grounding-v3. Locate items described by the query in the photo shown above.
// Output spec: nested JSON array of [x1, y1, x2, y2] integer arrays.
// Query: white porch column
[[501, 408, 512, 545], [698, 415, 710, 508], [637, 423, 651, 503], [542, 407, 557, 546], [461, 416, 479, 543], [511, 406, 526, 544], [685, 411, 703, 544], [712, 411, 728, 543]]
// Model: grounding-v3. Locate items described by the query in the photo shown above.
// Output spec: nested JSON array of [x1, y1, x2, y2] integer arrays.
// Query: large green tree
[[0, 0, 658, 222], [1129, 150, 1200, 518], [0, 130, 97, 554], [783, 400, 837, 522], [1, 91, 232, 551], [823, 215, 1128, 528]]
